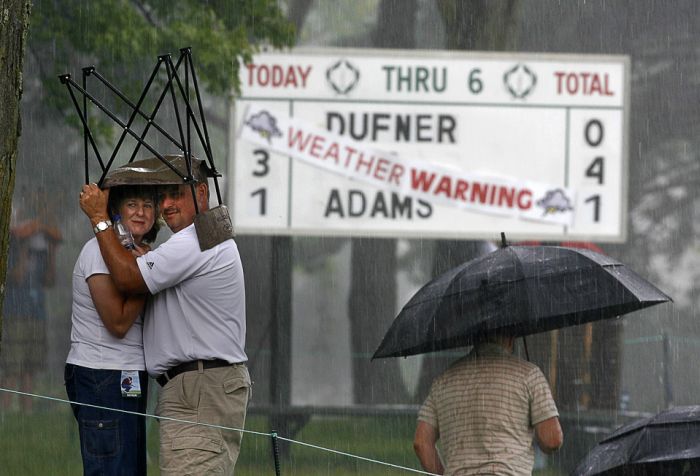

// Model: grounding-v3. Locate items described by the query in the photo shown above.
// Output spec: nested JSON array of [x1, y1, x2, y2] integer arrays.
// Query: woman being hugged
[[66, 184, 159, 476]]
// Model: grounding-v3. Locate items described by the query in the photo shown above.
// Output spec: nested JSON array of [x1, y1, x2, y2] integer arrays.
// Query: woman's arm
[[87, 274, 146, 338]]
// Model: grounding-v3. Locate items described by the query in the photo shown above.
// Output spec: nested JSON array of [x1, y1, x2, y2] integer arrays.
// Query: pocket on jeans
[[81, 419, 120, 458]]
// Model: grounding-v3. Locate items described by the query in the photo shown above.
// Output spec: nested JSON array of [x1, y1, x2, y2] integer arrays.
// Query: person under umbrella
[[66, 184, 159, 475], [375, 236, 671, 475], [413, 331, 563, 475]]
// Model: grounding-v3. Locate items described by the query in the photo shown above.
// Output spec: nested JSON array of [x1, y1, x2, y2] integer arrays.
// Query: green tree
[[27, 0, 294, 140]]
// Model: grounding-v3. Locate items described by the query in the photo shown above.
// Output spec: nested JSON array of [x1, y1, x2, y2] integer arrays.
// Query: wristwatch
[[93, 220, 113, 234]]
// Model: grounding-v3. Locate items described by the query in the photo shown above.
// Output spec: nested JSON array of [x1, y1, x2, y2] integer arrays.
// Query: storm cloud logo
[[536, 189, 573, 216], [245, 110, 282, 144], [326, 59, 360, 95], [504, 63, 537, 99]]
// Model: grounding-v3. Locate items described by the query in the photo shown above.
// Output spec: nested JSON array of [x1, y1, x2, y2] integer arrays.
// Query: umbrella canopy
[[373, 245, 671, 359], [572, 406, 700, 475]]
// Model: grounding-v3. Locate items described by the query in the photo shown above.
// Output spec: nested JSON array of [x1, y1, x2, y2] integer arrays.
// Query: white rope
[[276, 434, 438, 475], [0, 387, 439, 475]]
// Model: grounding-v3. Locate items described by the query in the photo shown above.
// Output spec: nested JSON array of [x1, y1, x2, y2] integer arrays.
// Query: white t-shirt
[[66, 238, 146, 370], [137, 224, 247, 376]]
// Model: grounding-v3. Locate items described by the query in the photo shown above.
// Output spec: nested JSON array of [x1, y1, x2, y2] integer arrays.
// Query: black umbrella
[[572, 405, 700, 475], [373, 241, 671, 359]]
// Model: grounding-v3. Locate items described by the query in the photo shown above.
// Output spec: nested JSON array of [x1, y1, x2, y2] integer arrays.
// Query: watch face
[[95, 221, 111, 232]]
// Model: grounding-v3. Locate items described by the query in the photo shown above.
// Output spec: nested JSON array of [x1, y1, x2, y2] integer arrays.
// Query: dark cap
[[102, 155, 212, 188]]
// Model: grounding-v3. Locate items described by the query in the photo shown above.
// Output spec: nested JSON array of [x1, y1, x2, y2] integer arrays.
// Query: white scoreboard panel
[[229, 48, 629, 242]]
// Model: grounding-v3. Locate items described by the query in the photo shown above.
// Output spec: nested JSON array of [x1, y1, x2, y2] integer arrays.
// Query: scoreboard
[[229, 48, 629, 242]]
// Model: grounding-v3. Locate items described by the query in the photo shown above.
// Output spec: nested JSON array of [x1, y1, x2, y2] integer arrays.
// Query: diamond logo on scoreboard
[[503, 63, 537, 99], [326, 59, 360, 95]]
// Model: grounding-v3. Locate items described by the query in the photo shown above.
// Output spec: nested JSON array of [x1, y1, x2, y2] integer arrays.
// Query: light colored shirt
[[418, 343, 559, 476], [137, 224, 247, 376], [67, 238, 145, 370]]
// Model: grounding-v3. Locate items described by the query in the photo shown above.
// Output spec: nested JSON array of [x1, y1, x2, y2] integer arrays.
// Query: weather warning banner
[[239, 104, 575, 225]]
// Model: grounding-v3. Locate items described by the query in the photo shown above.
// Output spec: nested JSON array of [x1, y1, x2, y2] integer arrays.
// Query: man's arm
[[413, 421, 445, 475], [534, 416, 563, 454], [87, 274, 146, 338], [79, 183, 149, 294]]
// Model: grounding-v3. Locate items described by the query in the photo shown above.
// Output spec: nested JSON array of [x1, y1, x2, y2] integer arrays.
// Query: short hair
[[108, 185, 160, 244]]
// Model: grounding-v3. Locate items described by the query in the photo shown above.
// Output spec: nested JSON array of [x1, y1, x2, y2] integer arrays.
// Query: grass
[[0, 404, 565, 475]]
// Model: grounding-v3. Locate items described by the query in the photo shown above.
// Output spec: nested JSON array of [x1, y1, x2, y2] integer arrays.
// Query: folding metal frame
[[58, 47, 223, 215]]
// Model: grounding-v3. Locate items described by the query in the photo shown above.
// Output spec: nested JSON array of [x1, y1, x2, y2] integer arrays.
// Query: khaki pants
[[157, 363, 251, 475]]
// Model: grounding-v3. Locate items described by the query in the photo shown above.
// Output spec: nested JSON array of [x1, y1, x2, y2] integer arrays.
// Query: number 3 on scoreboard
[[251, 148, 270, 216]]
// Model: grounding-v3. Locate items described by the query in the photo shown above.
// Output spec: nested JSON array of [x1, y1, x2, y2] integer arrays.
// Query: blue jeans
[[64, 364, 149, 476]]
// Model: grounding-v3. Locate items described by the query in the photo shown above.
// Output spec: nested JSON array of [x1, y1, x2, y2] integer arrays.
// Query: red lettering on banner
[[434, 176, 452, 197], [373, 158, 389, 181], [517, 190, 532, 210], [288, 127, 313, 151], [323, 143, 340, 164], [285, 126, 403, 185], [387, 164, 404, 185], [498, 187, 515, 208], [309, 135, 325, 158], [343, 146, 357, 168], [454, 179, 469, 200], [471, 182, 488, 203], [355, 153, 375, 175], [410, 170, 437, 192], [408, 167, 534, 211]]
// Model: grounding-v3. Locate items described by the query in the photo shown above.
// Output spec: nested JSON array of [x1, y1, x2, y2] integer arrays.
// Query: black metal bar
[[185, 51, 191, 163], [89, 68, 185, 157], [161, 57, 211, 162], [92, 60, 166, 186], [60, 75, 187, 182], [82, 68, 89, 184], [163, 55, 189, 171], [165, 51, 221, 197], [270, 431, 281, 476], [60, 75, 106, 175], [184, 47, 223, 205], [164, 54, 199, 213], [128, 54, 186, 163], [183, 57, 199, 213], [183, 47, 215, 166], [166, 53, 205, 162]]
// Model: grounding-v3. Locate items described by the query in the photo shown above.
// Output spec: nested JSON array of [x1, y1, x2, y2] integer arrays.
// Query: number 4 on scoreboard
[[586, 156, 604, 184]]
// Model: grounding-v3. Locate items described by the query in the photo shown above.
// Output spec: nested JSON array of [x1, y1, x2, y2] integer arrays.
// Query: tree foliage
[[28, 0, 295, 132]]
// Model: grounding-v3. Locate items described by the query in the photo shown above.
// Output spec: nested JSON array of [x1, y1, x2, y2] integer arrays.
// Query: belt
[[156, 359, 234, 387]]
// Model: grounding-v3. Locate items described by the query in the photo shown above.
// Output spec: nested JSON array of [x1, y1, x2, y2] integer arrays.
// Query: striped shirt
[[418, 343, 559, 475]]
